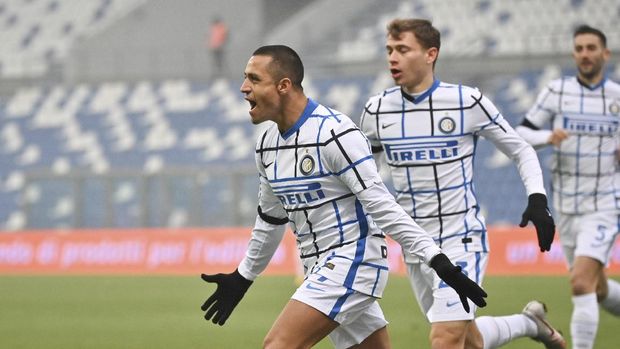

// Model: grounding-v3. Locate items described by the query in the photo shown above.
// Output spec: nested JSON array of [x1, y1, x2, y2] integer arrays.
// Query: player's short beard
[[578, 62, 602, 81]]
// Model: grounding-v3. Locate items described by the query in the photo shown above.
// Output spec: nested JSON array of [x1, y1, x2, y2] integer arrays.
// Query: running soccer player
[[200, 45, 487, 349], [360, 19, 565, 349], [517, 25, 620, 349]]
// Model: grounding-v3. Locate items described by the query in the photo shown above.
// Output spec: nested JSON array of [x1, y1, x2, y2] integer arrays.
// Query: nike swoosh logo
[[305, 283, 325, 292], [262, 161, 274, 168], [446, 300, 461, 308], [381, 122, 396, 129]]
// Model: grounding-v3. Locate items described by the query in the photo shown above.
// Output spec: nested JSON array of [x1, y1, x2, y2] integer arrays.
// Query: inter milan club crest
[[300, 154, 315, 176], [439, 116, 456, 134], [609, 100, 620, 116]]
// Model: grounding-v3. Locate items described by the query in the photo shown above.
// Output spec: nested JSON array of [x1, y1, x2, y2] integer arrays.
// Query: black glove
[[430, 253, 487, 313], [519, 193, 555, 252], [201, 269, 253, 325]]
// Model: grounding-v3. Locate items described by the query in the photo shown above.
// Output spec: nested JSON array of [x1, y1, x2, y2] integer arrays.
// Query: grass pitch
[[0, 275, 618, 348]]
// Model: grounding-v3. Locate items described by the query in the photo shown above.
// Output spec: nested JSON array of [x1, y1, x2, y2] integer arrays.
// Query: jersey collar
[[401, 79, 440, 104], [576, 75, 607, 91], [281, 98, 318, 139]]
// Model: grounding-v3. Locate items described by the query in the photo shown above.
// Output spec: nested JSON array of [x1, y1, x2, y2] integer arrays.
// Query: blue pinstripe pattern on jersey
[[342, 200, 369, 288], [474, 252, 481, 284], [471, 135, 488, 252], [331, 200, 345, 244], [371, 268, 381, 296], [274, 136, 280, 180], [457, 83, 473, 250], [324, 105, 343, 122], [574, 84, 585, 213], [406, 168, 417, 217], [556, 78, 566, 210], [401, 92, 406, 138], [401, 91, 416, 216], [458, 83, 465, 135], [333, 155, 374, 176], [328, 199, 370, 318], [316, 116, 327, 174], [477, 113, 503, 131], [459, 161, 472, 251]]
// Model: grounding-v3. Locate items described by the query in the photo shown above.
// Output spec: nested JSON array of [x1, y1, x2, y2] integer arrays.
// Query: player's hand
[[201, 269, 253, 325], [548, 129, 568, 146], [430, 253, 487, 313], [519, 193, 555, 252]]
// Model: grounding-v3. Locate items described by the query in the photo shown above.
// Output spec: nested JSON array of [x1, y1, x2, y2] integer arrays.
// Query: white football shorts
[[559, 211, 620, 267], [291, 273, 388, 349], [406, 250, 488, 322]]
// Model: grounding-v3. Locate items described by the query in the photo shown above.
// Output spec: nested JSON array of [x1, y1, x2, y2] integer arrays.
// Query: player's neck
[[277, 93, 308, 134], [577, 72, 605, 87], [402, 74, 435, 95]]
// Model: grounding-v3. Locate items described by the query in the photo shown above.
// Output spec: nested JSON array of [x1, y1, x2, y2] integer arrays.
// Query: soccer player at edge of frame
[[199, 44, 487, 349], [517, 24, 620, 349], [359, 18, 565, 349]]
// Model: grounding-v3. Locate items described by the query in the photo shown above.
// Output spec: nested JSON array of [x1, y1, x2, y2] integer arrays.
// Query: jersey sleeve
[[359, 98, 383, 152], [360, 97, 388, 172], [356, 182, 442, 264], [473, 93, 547, 195], [524, 83, 556, 128], [515, 83, 557, 147], [237, 139, 289, 281], [323, 123, 382, 194]]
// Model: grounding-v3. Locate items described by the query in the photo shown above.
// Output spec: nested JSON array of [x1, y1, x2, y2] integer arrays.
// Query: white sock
[[476, 314, 537, 349], [571, 293, 598, 349], [601, 279, 620, 316]]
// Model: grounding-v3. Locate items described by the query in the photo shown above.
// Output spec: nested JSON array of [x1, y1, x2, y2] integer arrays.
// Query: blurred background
[[0, 0, 618, 230]]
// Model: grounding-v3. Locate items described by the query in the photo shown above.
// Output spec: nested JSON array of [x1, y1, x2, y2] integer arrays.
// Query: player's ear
[[277, 78, 292, 95], [426, 47, 438, 65]]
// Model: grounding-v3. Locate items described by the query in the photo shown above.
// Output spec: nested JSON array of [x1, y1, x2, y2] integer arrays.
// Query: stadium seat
[[1, 62, 617, 229]]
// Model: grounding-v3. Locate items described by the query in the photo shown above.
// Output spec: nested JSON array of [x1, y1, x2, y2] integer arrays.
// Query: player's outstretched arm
[[430, 253, 488, 313], [200, 269, 253, 326], [519, 193, 555, 252]]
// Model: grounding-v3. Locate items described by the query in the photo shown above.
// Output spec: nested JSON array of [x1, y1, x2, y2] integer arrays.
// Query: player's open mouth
[[247, 99, 257, 111], [390, 69, 402, 79]]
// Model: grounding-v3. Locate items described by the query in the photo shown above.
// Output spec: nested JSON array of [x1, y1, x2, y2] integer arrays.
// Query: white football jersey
[[240, 98, 440, 297], [361, 81, 545, 261], [522, 76, 620, 214]]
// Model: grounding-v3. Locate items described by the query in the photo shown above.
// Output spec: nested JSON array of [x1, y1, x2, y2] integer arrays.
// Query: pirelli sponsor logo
[[384, 140, 459, 162], [562, 113, 619, 136]]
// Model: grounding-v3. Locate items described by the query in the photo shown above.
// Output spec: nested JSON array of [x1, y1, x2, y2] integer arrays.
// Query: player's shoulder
[[436, 81, 484, 104], [310, 102, 358, 138], [604, 77, 620, 93], [544, 76, 574, 92], [364, 86, 402, 110], [255, 122, 279, 149], [438, 81, 480, 95]]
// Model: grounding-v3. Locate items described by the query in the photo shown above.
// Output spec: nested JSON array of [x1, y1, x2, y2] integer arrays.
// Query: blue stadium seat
[[1, 67, 618, 229]]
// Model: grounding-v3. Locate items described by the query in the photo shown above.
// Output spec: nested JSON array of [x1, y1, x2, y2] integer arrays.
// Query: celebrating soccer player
[[200, 44, 487, 348], [359, 18, 565, 349], [517, 25, 620, 349]]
